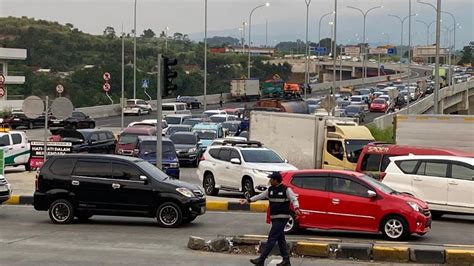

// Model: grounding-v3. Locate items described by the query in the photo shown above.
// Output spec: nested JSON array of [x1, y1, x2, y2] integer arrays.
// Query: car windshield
[[162, 105, 174, 111], [351, 97, 362, 102], [345, 139, 372, 163], [167, 126, 189, 135], [210, 116, 227, 123], [307, 100, 320, 105], [126, 100, 136, 106], [223, 123, 239, 132], [361, 175, 395, 194], [170, 134, 197, 145], [373, 99, 385, 104], [241, 149, 284, 163], [140, 141, 175, 156], [165, 116, 182, 125], [194, 130, 217, 140], [345, 106, 359, 113], [204, 111, 219, 117], [118, 133, 140, 144], [183, 119, 201, 127], [136, 161, 169, 181]]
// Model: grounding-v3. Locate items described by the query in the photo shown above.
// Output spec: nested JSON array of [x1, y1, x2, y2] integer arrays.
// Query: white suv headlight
[[176, 188, 195, 198], [253, 169, 273, 176]]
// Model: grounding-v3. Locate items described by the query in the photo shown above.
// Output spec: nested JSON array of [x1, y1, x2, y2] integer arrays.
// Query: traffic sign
[[102, 83, 111, 92], [387, 48, 395, 55], [141, 79, 149, 89], [344, 46, 360, 56], [0, 87, 5, 97], [56, 84, 64, 94], [369, 48, 388, 54], [0, 74, 5, 84], [314, 47, 327, 53], [103, 72, 111, 81]]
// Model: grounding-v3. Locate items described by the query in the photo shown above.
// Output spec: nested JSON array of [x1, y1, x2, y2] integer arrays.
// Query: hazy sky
[[1, 0, 473, 49]]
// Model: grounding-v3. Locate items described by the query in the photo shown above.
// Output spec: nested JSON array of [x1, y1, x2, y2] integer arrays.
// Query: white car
[[203, 110, 226, 118], [127, 119, 168, 135], [197, 140, 297, 198], [382, 155, 473, 217], [0, 129, 31, 170], [209, 137, 247, 146], [123, 99, 152, 116], [209, 114, 238, 124]]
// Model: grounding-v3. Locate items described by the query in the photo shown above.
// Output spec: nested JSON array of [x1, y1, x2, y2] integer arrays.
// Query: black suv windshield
[[140, 141, 175, 156], [165, 116, 182, 125], [241, 149, 284, 163], [170, 134, 197, 145], [136, 161, 169, 181]]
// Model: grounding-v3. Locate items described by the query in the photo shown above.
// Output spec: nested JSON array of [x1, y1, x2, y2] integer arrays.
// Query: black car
[[49, 111, 95, 130], [33, 154, 206, 226], [170, 132, 202, 166], [3, 111, 46, 129], [343, 105, 367, 122], [176, 96, 201, 109], [56, 129, 116, 153]]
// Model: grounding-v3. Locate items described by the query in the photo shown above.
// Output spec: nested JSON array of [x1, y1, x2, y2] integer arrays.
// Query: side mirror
[[197, 141, 203, 146], [139, 175, 148, 183], [230, 158, 241, 165], [367, 190, 377, 198], [284, 159, 289, 163]]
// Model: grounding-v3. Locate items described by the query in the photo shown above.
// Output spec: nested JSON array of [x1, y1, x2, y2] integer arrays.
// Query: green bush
[[366, 124, 394, 143]]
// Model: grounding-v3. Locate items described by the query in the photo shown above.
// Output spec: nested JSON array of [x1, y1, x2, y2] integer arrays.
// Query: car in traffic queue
[[281, 169, 432, 241], [197, 140, 297, 198], [170, 132, 202, 167], [57, 129, 117, 154], [221, 121, 242, 136], [349, 95, 369, 111], [49, 111, 95, 130], [343, 105, 367, 122], [202, 109, 226, 118], [182, 117, 203, 128], [176, 96, 201, 109], [0, 175, 12, 205], [164, 124, 192, 137], [0, 128, 31, 171], [162, 103, 190, 117], [123, 99, 153, 116], [1, 109, 46, 129], [116, 126, 157, 156], [33, 154, 206, 227], [128, 119, 169, 135], [136, 136, 180, 179], [209, 114, 239, 124], [191, 122, 224, 150], [370, 98, 389, 113], [382, 155, 473, 218], [165, 114, 192, 125], [356, 143, 473, 180]]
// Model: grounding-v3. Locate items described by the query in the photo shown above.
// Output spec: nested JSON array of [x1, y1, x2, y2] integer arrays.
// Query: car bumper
[[0, 191, 11, 204], [370, 107, 386, 112], [123, 109, 140, 114], [164, 167, 180, 179], [33, 192, 49, 210], [182, 198, 206, 218], [407, 211, 432, 235], [176, 152, 199, 162]]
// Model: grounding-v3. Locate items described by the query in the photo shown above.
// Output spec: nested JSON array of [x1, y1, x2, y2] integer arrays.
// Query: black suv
[[49, 111, 95, 130], [58, 129, 117, 153], [176, 96, 201, 109], [33, 154, 206, 227]]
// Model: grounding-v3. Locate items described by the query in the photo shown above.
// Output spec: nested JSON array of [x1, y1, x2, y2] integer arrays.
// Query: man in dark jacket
[[240, 172, 301, 266]]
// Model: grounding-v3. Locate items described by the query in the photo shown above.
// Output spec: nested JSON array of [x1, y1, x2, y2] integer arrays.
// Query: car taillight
[[379, 172, 387, 180], [199, 155, 205, 162]]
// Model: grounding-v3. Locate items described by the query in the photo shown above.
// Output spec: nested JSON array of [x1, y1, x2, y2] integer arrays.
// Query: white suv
[[383, 155, 473, 217], [197, 140, 297, 198]]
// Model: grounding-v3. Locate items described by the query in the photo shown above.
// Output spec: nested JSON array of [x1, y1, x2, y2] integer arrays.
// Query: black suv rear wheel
[[49, 199, 75, 224], [156, 202, 182, 228]]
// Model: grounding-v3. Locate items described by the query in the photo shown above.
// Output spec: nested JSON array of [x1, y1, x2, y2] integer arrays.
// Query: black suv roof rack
[[221, 140, 263, 147]]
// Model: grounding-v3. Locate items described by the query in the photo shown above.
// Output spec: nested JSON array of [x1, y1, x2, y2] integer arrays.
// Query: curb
[[4, 195, 268, 212]]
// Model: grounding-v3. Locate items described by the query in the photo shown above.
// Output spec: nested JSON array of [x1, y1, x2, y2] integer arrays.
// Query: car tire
[[28, 121, 34, 129], [381, 215, 409, 241], [242, 178, 255, 199], [24, 162, 32, 172], [284, 212, 300, 234], [148, 108, 152, 114], [156, 202, 183, 228], [49, 199, 75, 224], [203, 173, 219, 196], [137, 110, 141, 116]]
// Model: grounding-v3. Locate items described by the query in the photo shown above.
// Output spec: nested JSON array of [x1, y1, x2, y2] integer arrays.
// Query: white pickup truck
[[0, 130, 31, 171]]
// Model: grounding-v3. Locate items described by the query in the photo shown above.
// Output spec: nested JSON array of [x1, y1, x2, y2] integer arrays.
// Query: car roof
[[390, 155, 473, 164], [167, 114, 192, 117], [284, 169, 366, 178], [204, 109, 223, 113], [171, 131, 197, 136], [121, 126, 156, 134], [51, 154, 143, 163], [168, 124, 192, 128], [193, 122, 221, 129], [210, 114, 233, 118], [138, 136, 172, 142]]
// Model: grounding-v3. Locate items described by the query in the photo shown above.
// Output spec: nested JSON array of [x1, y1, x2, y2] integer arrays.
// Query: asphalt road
[[0, 206, 472, 266]]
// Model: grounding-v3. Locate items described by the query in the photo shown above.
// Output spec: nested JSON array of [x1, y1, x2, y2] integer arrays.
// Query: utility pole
[[434, 0, 441, 114], [133, 0, 137, 99], [121, 25, 125, 130], [204, 0, 208, 110], [265, 19, 268, 47], [304, 0, 312, 99], [156, 54, 163, 169], [407, 0, 412, 114], [331, 0, 338, 116]]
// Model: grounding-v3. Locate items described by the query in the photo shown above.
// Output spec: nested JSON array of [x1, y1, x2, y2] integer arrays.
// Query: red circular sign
[[102, 83, 111, 92], [0, 74, 5, 84], [0, 87, 5, 97], [103, 72, 111, 81]]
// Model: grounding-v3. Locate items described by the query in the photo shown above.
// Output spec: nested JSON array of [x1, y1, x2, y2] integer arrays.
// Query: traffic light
[[162, 56, 178, 96]]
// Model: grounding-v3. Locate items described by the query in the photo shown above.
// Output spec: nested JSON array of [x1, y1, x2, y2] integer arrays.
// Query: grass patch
[[366, 124, 394, 143]]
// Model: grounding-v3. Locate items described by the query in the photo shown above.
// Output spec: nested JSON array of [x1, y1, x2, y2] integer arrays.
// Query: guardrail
[[372, 79, 474, 129]]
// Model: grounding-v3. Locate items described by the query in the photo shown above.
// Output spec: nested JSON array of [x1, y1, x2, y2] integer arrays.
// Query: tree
[[458, 44, 473, 65], [103, 26, 115, 38], [142, 28, 155, 38], [173, 32, 183, 41], [65, 23, 74, 29]]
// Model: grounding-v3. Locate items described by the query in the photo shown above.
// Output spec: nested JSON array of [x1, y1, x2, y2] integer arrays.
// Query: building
[[0, 47, 27, 100], [209, 46, 275, 56]]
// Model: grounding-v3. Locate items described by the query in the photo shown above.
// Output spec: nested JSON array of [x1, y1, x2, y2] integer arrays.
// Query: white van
[[162, 103, 190, 117]]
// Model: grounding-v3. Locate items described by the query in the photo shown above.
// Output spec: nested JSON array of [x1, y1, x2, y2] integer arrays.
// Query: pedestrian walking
[[240, 172, 301, 266], [219, 94, 224, 108]]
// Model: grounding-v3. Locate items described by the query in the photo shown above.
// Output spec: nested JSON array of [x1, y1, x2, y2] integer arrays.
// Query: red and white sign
[[0, 87, 5, 97], [0, 74, 5, 84], [344, 46, 361, 56], [103, 72, 111, 81], [102, 83, 111, 92], [369, 48, 388, 54], [56, 84, 64, 94]]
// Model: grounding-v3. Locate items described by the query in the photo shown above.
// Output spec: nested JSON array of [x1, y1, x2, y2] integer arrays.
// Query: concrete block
[[205, 201, 228, 211], [336, 243, 373, 261], [372, 246, 409, 263], [209, 237, 231, 252], [187, 236, 206, 250], [445, 249, 474, 265], [295, 242, 329, 258], [231, 236, 262, 245], [258, 240, 293, 256], [409, 246, 445, 264], [250, 202, 269, 212]]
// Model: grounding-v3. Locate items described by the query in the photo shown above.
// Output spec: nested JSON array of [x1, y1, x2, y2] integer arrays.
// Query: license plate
[[53, 121, 60, 124], [13, 118, 20, 121], [0, 186, 8, 192]]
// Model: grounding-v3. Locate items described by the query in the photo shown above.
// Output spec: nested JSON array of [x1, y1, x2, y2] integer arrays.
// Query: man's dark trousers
[[259, 218, 290, 260]]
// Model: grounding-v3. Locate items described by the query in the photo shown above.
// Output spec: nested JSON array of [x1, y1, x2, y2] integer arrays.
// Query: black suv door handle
[[112, 183, 121, 189], [72, 180, 80, 186]]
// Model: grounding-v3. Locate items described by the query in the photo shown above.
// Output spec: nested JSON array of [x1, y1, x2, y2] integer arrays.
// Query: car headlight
[[170, 162, 179, 168], [176, 188, 195, 198], [0, 118, 3, 123], [253, 169, 273, 176], [188, 147, 196, 153], [407, 201, 421, 212]]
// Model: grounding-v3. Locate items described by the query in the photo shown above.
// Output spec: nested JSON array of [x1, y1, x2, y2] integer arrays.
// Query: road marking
[[268, 257, 282, 265]]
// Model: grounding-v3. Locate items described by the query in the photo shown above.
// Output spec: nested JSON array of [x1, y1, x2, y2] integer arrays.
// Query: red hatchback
[[369, 98, 388, 112], [282, 170, 432, 241]]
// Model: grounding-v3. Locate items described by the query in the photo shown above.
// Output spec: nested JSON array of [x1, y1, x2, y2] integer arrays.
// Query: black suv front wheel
[[156, 202, 182, 228], [49, 199, 75, 224]]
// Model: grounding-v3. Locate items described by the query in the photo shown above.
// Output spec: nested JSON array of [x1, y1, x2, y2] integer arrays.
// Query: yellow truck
[[248, 111, 375, 170]]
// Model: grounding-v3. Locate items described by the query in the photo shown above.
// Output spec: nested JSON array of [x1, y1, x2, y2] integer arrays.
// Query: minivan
[[165, 114, 192, 125], [33, 154, 206, 226], [116, 126, 157, 156], [162, 103, 190, 117], [136, 136, 180, 179]]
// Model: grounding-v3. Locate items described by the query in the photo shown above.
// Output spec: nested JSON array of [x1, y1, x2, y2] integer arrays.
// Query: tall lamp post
[[382, 32, 390, 44], [317, 11, 334, 82], [304, 0, 312, 99], [248, 2, 270, 79], [204, 0, 208, 110], [133, 0, 137, 99], [347, 5, 383, 86], [388, 13, 417, 78], [416, 20, 431, 45], [164, 26, 170, 53]]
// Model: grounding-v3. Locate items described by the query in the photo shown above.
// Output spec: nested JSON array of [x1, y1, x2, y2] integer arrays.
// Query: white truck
[[230, 79, 260, 101], [248, 111, 375, 170], [395, 114, 474, 153], [0, 129, 31, 171]]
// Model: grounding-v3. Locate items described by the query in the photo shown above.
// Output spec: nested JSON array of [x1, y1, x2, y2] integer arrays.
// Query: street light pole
[[204, 0, 208, 110], [304, 0, 312, 99], [416, 20, 430, 45], [248, 3, 270, 79], [133, 0, 137, 99], [317, 11, 334, 80], [331, 0, 337, 116], [382, 32, 390, 44], [164, 26, 170, 53], [389, 13, 416, 78], [121, 26, 125, 131], [347, 5, 383, 86]]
